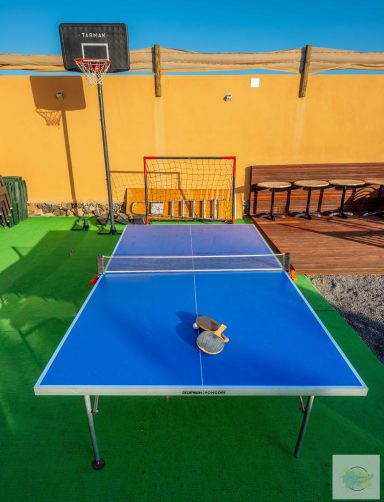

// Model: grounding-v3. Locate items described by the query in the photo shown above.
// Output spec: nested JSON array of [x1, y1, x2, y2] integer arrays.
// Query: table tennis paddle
[[195, 316, 229, 343], [196, 323, 229, 355]]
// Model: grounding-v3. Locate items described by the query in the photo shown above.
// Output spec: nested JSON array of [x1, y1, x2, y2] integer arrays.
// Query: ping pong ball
[[193, 322, 198, 329]]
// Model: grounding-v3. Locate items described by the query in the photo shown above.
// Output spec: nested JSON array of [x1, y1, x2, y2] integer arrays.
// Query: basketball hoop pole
[[60, 23, 129, 235], [96, 81, 116, 234]]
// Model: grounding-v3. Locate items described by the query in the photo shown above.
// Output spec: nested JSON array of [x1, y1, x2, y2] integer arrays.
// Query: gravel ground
[[309, 275, 384, 364]]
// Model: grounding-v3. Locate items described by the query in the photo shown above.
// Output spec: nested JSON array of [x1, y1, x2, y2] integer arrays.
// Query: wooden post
[[153, 44, 162, 97], [299, 44, 312, 98]]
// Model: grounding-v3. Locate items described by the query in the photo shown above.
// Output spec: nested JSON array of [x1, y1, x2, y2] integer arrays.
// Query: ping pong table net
[[96, 253, 291, 274]]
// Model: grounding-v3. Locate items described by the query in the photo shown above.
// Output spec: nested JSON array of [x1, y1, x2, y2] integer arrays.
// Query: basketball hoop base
[[96, 213, 121, 235]]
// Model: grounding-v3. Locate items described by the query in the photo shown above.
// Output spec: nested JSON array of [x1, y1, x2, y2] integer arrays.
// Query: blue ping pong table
[[34, 224, 367, 469]]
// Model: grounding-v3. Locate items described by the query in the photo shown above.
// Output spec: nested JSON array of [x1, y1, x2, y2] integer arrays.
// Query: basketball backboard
[[59, 23, 129, 73]]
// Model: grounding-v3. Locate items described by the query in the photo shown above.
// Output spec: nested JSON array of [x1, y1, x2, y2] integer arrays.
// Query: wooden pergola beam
[[153, 44, 162, 97], [299, 44, 312, 98]]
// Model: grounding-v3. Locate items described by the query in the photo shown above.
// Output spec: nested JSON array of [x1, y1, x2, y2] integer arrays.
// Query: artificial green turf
[[0, 218, 383, 501]]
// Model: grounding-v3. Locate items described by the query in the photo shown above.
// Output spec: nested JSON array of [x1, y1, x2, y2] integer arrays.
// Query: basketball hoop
[[74, 58, 111, 86]]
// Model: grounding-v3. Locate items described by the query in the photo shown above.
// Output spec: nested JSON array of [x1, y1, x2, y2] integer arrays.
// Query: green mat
[[0, 217, 383, 501]]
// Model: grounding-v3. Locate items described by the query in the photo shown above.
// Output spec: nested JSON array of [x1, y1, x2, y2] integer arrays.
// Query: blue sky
[[1, 0, 384, 53], [0, 0, 383, 74]]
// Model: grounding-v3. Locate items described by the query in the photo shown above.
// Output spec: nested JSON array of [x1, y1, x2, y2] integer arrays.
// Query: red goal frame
[[143, 156, 236, 224]]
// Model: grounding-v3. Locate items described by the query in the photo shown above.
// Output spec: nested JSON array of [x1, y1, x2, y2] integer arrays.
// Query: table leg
[[293, 188, 319, 218], [338, 186, 353, 218], [84, 395, 105, 470], [269, 189, 275, 220], [375, 185, 383, 212], [92, 395, 100, 415], [305, 188, 314, 218], [294, 396, 315, 457], [339, 186, 346, 213]]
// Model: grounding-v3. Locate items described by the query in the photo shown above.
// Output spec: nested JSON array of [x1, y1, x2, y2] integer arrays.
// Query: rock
[[31, 208, 44, 216], [28, 204, 39, 214], [27, 201, 127, 217], [44, 204, 54, 213]]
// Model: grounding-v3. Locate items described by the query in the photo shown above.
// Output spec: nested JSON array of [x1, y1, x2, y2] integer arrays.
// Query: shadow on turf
[[0, 227, 119, 372]]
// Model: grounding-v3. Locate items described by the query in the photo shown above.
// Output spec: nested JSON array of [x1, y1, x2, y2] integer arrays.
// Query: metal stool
[[293, 179, 329, 219], [328, 179, 365, 218], [256, 181, 292, 221], [363, 178, 384, 218]]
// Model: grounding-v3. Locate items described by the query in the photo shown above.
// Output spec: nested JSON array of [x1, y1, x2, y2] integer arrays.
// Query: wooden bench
[[249, 163, 384, 216]]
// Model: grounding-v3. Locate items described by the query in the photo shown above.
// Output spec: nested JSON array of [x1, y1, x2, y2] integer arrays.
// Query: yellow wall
[[1, 74, 384, 215]]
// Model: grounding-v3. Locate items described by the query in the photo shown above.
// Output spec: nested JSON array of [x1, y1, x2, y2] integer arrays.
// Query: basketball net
[[74, 58, 111, 86]]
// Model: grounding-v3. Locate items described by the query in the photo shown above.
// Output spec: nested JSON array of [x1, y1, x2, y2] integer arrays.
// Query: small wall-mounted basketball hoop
[[74, 58, 111, 86]]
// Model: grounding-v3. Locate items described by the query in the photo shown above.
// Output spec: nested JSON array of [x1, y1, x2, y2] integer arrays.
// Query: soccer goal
[[143, 156, 236, 224]]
